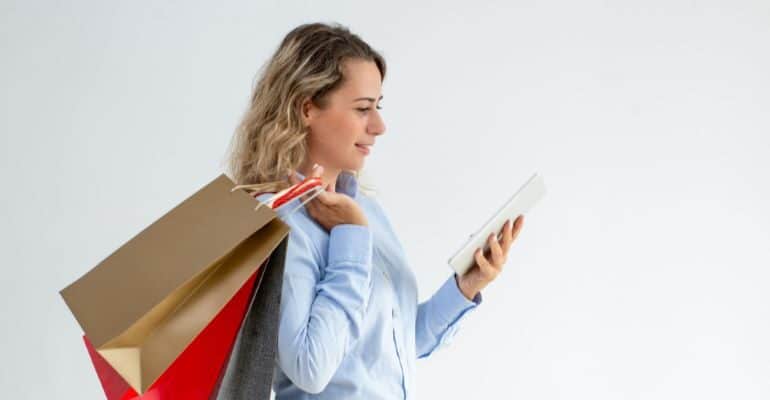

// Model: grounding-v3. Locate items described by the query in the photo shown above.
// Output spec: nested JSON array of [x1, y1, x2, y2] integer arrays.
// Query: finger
[[311, 184, 332, 206], [474, 247, 494, 276], [501, 219, 513, 256], [511, 215, 524, 242], [488, 233, 505, 268], [312, 163, 324, 177], [307, 185, 327, 207]]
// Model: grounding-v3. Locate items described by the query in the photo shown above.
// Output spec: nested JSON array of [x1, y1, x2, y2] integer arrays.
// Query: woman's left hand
[[456, 215, 525, 300]]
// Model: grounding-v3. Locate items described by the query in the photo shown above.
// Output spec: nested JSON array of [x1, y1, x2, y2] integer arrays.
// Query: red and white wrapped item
[[231, 175, 325, 215]]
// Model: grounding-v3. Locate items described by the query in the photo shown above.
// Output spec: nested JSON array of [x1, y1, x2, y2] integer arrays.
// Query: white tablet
[[448, 172, 546, 276]]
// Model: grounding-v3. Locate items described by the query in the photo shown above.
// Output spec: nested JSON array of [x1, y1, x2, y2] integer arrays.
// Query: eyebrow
[[352, 95, 383, 103]]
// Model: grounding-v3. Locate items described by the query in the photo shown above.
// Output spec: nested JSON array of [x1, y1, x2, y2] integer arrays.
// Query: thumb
[[316, 183, 333, 202]]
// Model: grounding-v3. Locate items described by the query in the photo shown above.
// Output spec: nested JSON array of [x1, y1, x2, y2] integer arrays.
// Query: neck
[[297, 161, 340, 192]]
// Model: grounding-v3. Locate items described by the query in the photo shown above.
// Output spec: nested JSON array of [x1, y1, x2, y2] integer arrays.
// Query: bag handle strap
[[230, 177, 325, 216]]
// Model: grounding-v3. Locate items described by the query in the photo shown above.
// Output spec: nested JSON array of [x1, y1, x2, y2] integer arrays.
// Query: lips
[[355, 143, 371, 155]]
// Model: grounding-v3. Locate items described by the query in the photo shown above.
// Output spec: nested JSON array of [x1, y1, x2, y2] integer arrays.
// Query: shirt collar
[[292, 169, 359, 198]]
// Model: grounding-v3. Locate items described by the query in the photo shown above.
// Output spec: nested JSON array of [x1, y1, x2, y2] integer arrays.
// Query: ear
[[301, 96, 316, 127]]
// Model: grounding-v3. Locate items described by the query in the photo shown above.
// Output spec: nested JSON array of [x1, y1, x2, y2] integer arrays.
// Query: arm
[[415, 273, 482, 358], [360, 196, 482, 358], [275, 219, 373, 394]]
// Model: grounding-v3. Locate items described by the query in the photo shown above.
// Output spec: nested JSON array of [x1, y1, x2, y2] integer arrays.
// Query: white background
[[2, 1, 769, 398]]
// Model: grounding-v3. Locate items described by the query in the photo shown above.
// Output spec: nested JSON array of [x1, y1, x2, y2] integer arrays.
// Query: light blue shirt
[[255, 171, 482, 399]]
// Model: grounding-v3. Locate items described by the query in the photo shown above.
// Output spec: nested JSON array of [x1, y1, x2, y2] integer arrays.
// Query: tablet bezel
[[447, 172, 546, 276]]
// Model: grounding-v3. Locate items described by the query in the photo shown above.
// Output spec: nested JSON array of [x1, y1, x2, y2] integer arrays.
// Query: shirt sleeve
[[415, 273, 482, 358], [274, 213, 374, 394]]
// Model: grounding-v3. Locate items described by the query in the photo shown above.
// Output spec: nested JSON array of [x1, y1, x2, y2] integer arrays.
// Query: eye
[[356, 105, 383, 113]]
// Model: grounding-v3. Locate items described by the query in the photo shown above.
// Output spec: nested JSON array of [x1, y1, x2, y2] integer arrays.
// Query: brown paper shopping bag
[[60, 173, 290, 395]]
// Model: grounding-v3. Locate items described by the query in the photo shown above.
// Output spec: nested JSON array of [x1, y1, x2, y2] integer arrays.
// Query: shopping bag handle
[[230, 177, 325, 217]]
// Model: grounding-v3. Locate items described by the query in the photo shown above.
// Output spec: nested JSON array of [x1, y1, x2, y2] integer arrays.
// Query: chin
[[344, 156, 365, 171], [346, 161, 364, 172]]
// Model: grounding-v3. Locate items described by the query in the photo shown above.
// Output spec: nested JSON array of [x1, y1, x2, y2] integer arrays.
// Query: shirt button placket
[[382, 265, 407, 398], [392, 307, 408, 398]]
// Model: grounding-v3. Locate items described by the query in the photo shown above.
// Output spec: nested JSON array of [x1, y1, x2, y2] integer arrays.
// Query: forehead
[[336, 59, 382, 97]]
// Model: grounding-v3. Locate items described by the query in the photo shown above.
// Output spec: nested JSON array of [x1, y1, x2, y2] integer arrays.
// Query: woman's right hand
[[288, 164, 368, 231]]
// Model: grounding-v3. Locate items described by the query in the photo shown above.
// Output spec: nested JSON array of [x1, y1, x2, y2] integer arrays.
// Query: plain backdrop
[[2, 1, 769, 399]]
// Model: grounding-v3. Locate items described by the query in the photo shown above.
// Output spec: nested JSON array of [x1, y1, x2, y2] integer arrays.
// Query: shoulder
[[255, 192, 321, 251], [358, 193, 406, 245], [357, 192, 385, 217]]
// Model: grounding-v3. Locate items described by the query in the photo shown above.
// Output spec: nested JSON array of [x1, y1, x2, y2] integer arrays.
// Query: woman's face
[[302, 58, 386, 173]]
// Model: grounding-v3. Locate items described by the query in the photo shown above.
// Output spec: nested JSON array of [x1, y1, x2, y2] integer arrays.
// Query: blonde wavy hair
[[222, 22, 386, 198]]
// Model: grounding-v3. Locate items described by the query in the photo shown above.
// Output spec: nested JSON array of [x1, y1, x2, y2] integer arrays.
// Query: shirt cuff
[[430, 274, 482, 326], [328, 224, 373, 266]]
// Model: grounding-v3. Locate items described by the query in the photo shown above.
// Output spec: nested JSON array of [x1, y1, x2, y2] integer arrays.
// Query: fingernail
[[312, 163, 318, 170]]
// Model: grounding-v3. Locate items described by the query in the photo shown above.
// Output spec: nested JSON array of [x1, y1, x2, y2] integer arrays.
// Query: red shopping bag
[[83, 267, 262, 399]]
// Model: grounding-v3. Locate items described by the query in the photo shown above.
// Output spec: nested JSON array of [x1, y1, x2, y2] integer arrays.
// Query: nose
[[367, 108, 386, 136]]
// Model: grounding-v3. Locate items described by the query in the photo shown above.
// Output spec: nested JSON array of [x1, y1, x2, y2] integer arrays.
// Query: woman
[[225, 22, 524, 399]]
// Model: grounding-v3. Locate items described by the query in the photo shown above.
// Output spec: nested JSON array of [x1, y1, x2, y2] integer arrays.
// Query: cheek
[[318, 112, 361, 142], [308, 112, 361, 155]]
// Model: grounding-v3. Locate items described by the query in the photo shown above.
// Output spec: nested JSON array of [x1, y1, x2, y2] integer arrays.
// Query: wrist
[[455, 274, 479, 301], [352, 216, 368, 226]]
